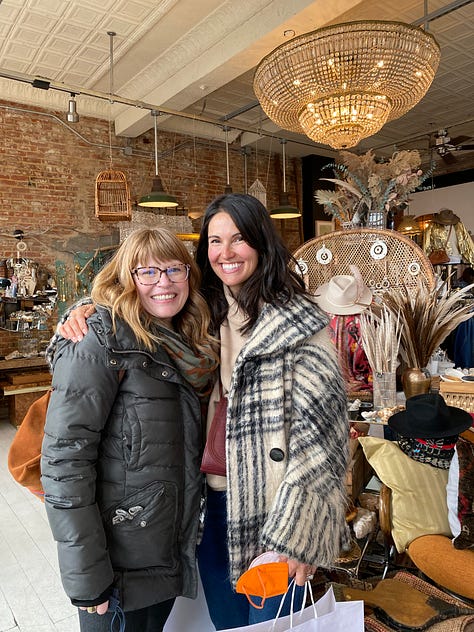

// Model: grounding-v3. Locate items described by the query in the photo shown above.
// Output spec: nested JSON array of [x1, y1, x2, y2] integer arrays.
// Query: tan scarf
[[154, 324, 218, 401]]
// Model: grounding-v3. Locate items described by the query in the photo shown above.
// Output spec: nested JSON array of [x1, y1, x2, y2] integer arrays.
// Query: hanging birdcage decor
[[249, 178, 267, 207], [94, 33, 132, 222], [95, 169, 132, 222]]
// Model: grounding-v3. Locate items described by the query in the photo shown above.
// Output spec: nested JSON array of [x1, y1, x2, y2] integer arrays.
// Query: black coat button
[[269, 448, 285, 462]]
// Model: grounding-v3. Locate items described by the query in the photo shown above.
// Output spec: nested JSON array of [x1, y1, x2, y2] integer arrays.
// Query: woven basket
[[439, 380, 474, 413], [292, 228, 435, 297], [95, 169, 132, 222]]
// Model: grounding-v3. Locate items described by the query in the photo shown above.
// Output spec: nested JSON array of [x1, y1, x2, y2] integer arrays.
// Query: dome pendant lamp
[[269, 139, 301, 219], [138, 110, 178, 209]]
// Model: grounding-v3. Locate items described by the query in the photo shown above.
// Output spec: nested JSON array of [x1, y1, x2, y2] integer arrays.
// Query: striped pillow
[[359, 437, 451, 552]]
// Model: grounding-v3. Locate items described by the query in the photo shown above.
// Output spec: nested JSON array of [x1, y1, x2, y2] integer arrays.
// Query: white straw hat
[[315, 266, 372, 315]]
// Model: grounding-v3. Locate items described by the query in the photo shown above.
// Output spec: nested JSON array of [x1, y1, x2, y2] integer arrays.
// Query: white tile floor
[[0, 419, 79, 632], [0, 417, 215, 632]]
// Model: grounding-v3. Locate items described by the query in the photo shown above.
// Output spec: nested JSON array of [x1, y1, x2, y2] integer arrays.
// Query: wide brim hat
[[433, 208, 460, 225], [314, 267, 372, 315], [388, 393, 472, 439]]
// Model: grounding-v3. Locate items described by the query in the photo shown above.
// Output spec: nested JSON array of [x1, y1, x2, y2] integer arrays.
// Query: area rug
[[329, 570, 474, 631]]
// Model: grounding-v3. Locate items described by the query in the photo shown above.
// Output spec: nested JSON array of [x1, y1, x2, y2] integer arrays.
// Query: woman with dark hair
[[195, 193, 349, 629], [58, 195, 350, 630]]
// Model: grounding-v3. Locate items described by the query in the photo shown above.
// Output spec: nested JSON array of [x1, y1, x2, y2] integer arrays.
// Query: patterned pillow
[[453, 432, 474, 550], [358, 437, 451, 552]]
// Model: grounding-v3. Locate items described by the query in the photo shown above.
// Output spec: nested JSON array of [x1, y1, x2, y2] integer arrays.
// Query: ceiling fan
[[432, 128, 474, 163]]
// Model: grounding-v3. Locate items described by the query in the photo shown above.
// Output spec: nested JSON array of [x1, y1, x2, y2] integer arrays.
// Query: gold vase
[[401, 367, 431, 400]]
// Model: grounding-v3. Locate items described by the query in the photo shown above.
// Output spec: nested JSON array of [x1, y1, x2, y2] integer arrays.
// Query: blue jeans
[[197, 489, 304, 631]]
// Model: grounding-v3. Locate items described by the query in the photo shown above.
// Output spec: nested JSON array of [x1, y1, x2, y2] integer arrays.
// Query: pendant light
[[94, 32, 132, 222], [269, 139, 301, 219], [223, 126, 233, 194], [138, 110, 178, 209], [254, 20, 440, 149]]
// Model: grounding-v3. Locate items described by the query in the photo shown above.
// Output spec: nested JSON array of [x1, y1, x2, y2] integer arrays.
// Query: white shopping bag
[[219, 584, 364, 632]]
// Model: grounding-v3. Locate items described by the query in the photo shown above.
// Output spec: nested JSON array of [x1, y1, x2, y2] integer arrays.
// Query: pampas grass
[[379, 280, 474, 369], [359, 306, 402, 374]]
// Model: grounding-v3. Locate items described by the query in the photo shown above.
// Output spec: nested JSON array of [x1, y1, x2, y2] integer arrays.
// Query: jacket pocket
[[103, 480, 179, 570]]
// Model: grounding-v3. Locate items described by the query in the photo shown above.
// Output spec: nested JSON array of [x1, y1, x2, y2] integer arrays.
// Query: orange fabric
[[236, 562, 289, 608], [7, 390, 51, 499], [408, 534, 474, 600], [460, 429, 474, 444]]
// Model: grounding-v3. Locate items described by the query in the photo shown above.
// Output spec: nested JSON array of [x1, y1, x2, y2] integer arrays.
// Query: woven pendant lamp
[[254, 21, 440, 149]]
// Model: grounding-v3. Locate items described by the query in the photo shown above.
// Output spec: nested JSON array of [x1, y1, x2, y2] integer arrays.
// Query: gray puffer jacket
[[41, 306, 203, 612]]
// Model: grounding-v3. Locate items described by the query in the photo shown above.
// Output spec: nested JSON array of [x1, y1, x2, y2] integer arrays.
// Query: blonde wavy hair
[[91, 228, 217, 358]]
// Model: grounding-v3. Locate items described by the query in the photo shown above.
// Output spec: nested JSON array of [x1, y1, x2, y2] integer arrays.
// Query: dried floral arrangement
[[359, 306, 402, 375], [314, 149, 431, 226], [376, 279, 474, 370]]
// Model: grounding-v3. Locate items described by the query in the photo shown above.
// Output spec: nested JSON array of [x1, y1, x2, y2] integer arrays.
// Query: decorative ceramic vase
[[401, 367, 431, 400]]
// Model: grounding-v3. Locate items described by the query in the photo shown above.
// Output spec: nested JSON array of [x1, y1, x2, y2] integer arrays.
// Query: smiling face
[[207, 211, 259, 294], [133, 259, 189, 326]]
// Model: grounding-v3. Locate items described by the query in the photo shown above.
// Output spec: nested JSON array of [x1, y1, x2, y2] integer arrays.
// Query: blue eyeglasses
[[132, 264, 190, 285]]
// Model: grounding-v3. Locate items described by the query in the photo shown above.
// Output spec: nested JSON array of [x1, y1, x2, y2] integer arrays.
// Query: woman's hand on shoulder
[[59, 304, 96, 342]]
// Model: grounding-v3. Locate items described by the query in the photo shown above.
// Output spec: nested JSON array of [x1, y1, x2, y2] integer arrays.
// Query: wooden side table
[[0, 357, 51, 426]]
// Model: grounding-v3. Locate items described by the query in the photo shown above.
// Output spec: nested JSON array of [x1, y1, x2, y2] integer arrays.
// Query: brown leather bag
[[200, 385, 227, 477], [7, 370, 126, 501], [428, 226, 452, 265], [7, 390, 51, 500], [428, 248, 450, 265]]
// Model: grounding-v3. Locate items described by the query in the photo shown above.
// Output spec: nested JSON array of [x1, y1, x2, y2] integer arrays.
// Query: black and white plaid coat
[[224, 294, 350, 585]]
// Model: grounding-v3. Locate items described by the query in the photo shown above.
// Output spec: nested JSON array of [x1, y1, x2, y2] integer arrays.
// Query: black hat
[[388, 393, 472, 439]]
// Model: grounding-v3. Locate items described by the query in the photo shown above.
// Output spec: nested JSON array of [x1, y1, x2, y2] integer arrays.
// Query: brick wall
[[0, 100, 303, 357], [0, 100, 303, 267]]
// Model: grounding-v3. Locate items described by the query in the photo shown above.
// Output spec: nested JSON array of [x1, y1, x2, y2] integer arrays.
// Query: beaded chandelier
[[253, 21, 440, 149]]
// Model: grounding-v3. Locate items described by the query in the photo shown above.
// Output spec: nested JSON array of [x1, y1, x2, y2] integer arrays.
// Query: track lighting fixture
[[66, 93, 79, 123]]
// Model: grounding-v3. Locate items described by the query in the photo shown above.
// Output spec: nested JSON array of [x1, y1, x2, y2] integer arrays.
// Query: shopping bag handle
[[270, 579, 317, 631]]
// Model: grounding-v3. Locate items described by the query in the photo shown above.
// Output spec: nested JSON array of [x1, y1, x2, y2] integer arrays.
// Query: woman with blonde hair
[[41, 228, 218, 632]]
